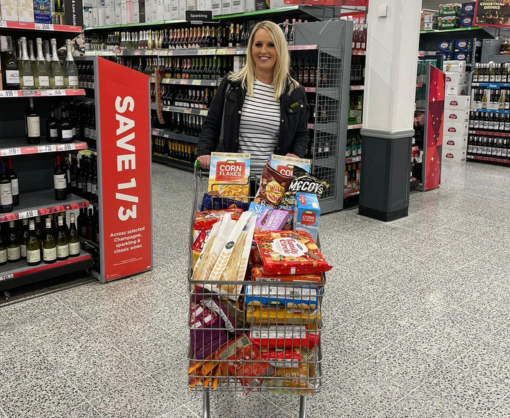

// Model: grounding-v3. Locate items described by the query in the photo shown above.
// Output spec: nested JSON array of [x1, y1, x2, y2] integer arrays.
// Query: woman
[[196, 20, 309, 173]]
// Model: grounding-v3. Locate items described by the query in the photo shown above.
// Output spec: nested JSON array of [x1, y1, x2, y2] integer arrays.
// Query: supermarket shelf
[[0, 21, 82, 32], [0, 190, 89, 223], [81, 237, 99, 249], [0, 139, 87, 157], [418, 51, 440, 58], [151, 104, 209, 116], [152, 153, 194, 172], [151, 77, 219, 86], [0, 251, 93, 292], [0, 89, 85, 98], [352, 51, 366, 56], [416, 107, 426, 112], [347, 124, 362, 130], [472, 83, 510, 88], [304, 87, 316, 93], [475, 109, 510, 114], [344, 190, 360, 198], [350, 85, 364, 91], [345, 156, 361, 164], [416, 83, 425, 88], [467, 155, 510, 164], [469, 130, 510, 137], [152, 128, 200, 144], [420, 26, 489, 35]]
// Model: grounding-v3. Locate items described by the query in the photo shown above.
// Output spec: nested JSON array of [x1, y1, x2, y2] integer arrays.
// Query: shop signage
[[474, 0, 510, 27], [186, 10, 213, 23], [284, 0, 367, 6], [97, 58, 152, 281]]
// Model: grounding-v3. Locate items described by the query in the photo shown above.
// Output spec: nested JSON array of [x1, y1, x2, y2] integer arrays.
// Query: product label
[[0, 183, 13, 205], [68, 76, 79, 86], [50, 128, 58, 138], [22, 76, 34, 87], [57, 244, 69, 258], [271, 238, 306, 258], [69, 241, 80, 255], [54, 76, 64, 86], [21, 244, 27, 258], [7, 247, 20, 261], [27, 249, 40, 263], [61, 129, 73, 139], [43, 247, 57, 261], [38, 76, 50, 87], [54, 174, 67, 190], [11, 179, 19, 196], [0, 249, 7, 263], [27, 116, 40, 138], [6, 70, 20, 86]]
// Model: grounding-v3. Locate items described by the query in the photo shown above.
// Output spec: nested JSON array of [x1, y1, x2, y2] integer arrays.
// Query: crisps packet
[[208, 153, 250, 203], [280, 167, 330, 210], [254, 164, 292, 208], [269, 154, 311, 177]]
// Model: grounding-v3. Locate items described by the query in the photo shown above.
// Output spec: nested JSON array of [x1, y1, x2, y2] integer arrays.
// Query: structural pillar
[[359, 0, 422, 221]]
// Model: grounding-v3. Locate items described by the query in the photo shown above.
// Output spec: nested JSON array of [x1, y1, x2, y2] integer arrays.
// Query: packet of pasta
[[208, 153, 250, 203]]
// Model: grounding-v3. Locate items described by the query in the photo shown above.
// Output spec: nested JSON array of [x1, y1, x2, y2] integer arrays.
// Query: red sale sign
[[97, 58, 152, 281]]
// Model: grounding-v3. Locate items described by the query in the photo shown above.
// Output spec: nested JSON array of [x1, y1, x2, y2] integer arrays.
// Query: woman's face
[[251, 29, 277, 73]]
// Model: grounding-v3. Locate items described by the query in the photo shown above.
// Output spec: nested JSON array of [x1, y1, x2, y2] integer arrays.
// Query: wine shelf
[[0, 139, 88, 157], [0, 89, 85, 98], [152, 153, 194, 171], [0, 252, 93, 291], [345, 156, 361, 164], [352, 51, 366, 56], [0, 190, 89, 223], [467, 155, 510, 164], [350, 85, 364, 91], [469, 130, 510, 137], [152, 128, 199, 144], [475, 109, 510, 114], [472, 83, 510, 88], [151, 78, 219, 86], [0, 21, 82, 32], [152, 104, 209, 116], [347, 124, 363, 130], [344, 190, 360, 198]]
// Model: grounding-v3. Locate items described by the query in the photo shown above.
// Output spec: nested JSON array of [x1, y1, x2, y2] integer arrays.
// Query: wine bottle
[[54, 156, 67, 200], [6, 159, 19, 207], [46, 102, 59, 142], [64, 39, 79, 89], [7, 221, 20, 263], [56, 215, 69, 260], [18, 219, 29, 260], [58, 103, 74, 143], [43, 40, 51, 62], [0, 231, 7, 266], [43, 217, 57, 264], [86, 208, 93, 240], [0, 36, 20, 90], [35, 38, 51, 90], [68, 212, 80, 256], [19, 37, 35, 90], [50, 39, 66, 89], [28, 40, 36, 72], [24, 97, 40, 144], [26, 219, 41, 266], [228, 24, 235, 48], [0, 162, 13, 213]]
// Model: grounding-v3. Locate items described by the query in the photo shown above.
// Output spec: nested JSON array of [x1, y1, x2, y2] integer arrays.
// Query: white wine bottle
[[19, 37, 35, 90], [50, 38, 65, 89], [35, 38, 51, 90], [68, 213, 80, 256], [56, 215, 69, 260], [43, 40, 51, 62], [64, 39, 79, 89], [7, 221, 21, 263], [28, 39, 36, 73], [43, 217, 57, 264], [27, 219, 41, 266]]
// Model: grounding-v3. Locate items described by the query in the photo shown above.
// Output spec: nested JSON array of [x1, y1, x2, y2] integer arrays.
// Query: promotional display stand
[[76, 56, 153, 282]]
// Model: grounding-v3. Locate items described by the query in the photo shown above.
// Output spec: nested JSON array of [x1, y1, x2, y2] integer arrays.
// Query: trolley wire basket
[[187, 164, 326, 418]]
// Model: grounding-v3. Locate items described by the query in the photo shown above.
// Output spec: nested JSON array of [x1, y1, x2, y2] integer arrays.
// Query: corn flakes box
[[208, 152, 250, 201]]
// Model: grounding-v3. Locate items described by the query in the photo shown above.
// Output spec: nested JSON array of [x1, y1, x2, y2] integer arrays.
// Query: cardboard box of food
[[442, 148, 467, 162], [445, 95, 471, 110], [294, 193, 320, 242]]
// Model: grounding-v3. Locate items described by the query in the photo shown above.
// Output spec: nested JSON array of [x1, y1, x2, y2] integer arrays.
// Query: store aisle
[[1, 161, 510, 418]]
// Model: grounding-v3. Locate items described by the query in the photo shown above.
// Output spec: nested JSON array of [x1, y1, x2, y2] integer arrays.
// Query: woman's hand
[[197, 155, 212, 169], [286, 153, 300, 159]]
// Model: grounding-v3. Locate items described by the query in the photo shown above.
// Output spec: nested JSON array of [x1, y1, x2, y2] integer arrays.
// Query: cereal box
[[269, 154, 311, 177], [208, 152, 250, 201], [294, 193, 320, 242]]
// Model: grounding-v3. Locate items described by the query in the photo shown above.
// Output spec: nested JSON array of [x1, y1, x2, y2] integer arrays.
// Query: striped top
[[238, 80, 281, 174]]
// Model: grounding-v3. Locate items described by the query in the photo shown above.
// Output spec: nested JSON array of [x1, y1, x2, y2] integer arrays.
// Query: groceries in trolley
[[188, 157, 332, 394]]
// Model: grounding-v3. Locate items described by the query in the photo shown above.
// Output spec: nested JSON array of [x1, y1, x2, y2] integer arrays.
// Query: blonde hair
[[229, 20, 299, 101]]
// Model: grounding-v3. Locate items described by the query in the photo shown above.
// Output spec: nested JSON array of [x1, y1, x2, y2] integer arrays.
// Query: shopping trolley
[[188, 162, 325, 418]]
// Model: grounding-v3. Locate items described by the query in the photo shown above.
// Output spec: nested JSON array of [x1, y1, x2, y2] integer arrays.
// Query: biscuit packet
[[208, 153, 250, 203], [254, 231, 332, 275], [254, 164, 292, 209]]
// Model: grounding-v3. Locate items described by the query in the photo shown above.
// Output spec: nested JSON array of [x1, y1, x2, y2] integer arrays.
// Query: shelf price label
[[0, 21, 7, 28], [38, 145, 57, 153], [0, 90, 20, 97], [180, 79, 189, 85], [53, 89, 66, 96], [192, 80, 202, 86], [19, 210, 38, 219], [38, 207, 50, 215], [1, 148, 21, 157], [35, 23, 54, 30], [183, 109, 192, 114], [216, 49, 226, 55], [164, 133, 170, 138], [159, 50, 169, 56], [0, 273, 14, 281], [197, 49, 208, 55], [57, 143, 76, 151], [199, 109, 208, 116]]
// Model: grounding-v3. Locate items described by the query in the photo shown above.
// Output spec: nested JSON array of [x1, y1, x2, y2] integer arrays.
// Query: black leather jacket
[[197, 75, 309, 158]]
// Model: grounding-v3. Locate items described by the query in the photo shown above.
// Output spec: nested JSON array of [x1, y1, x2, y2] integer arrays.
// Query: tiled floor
[[1, 160, 510, 418]]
